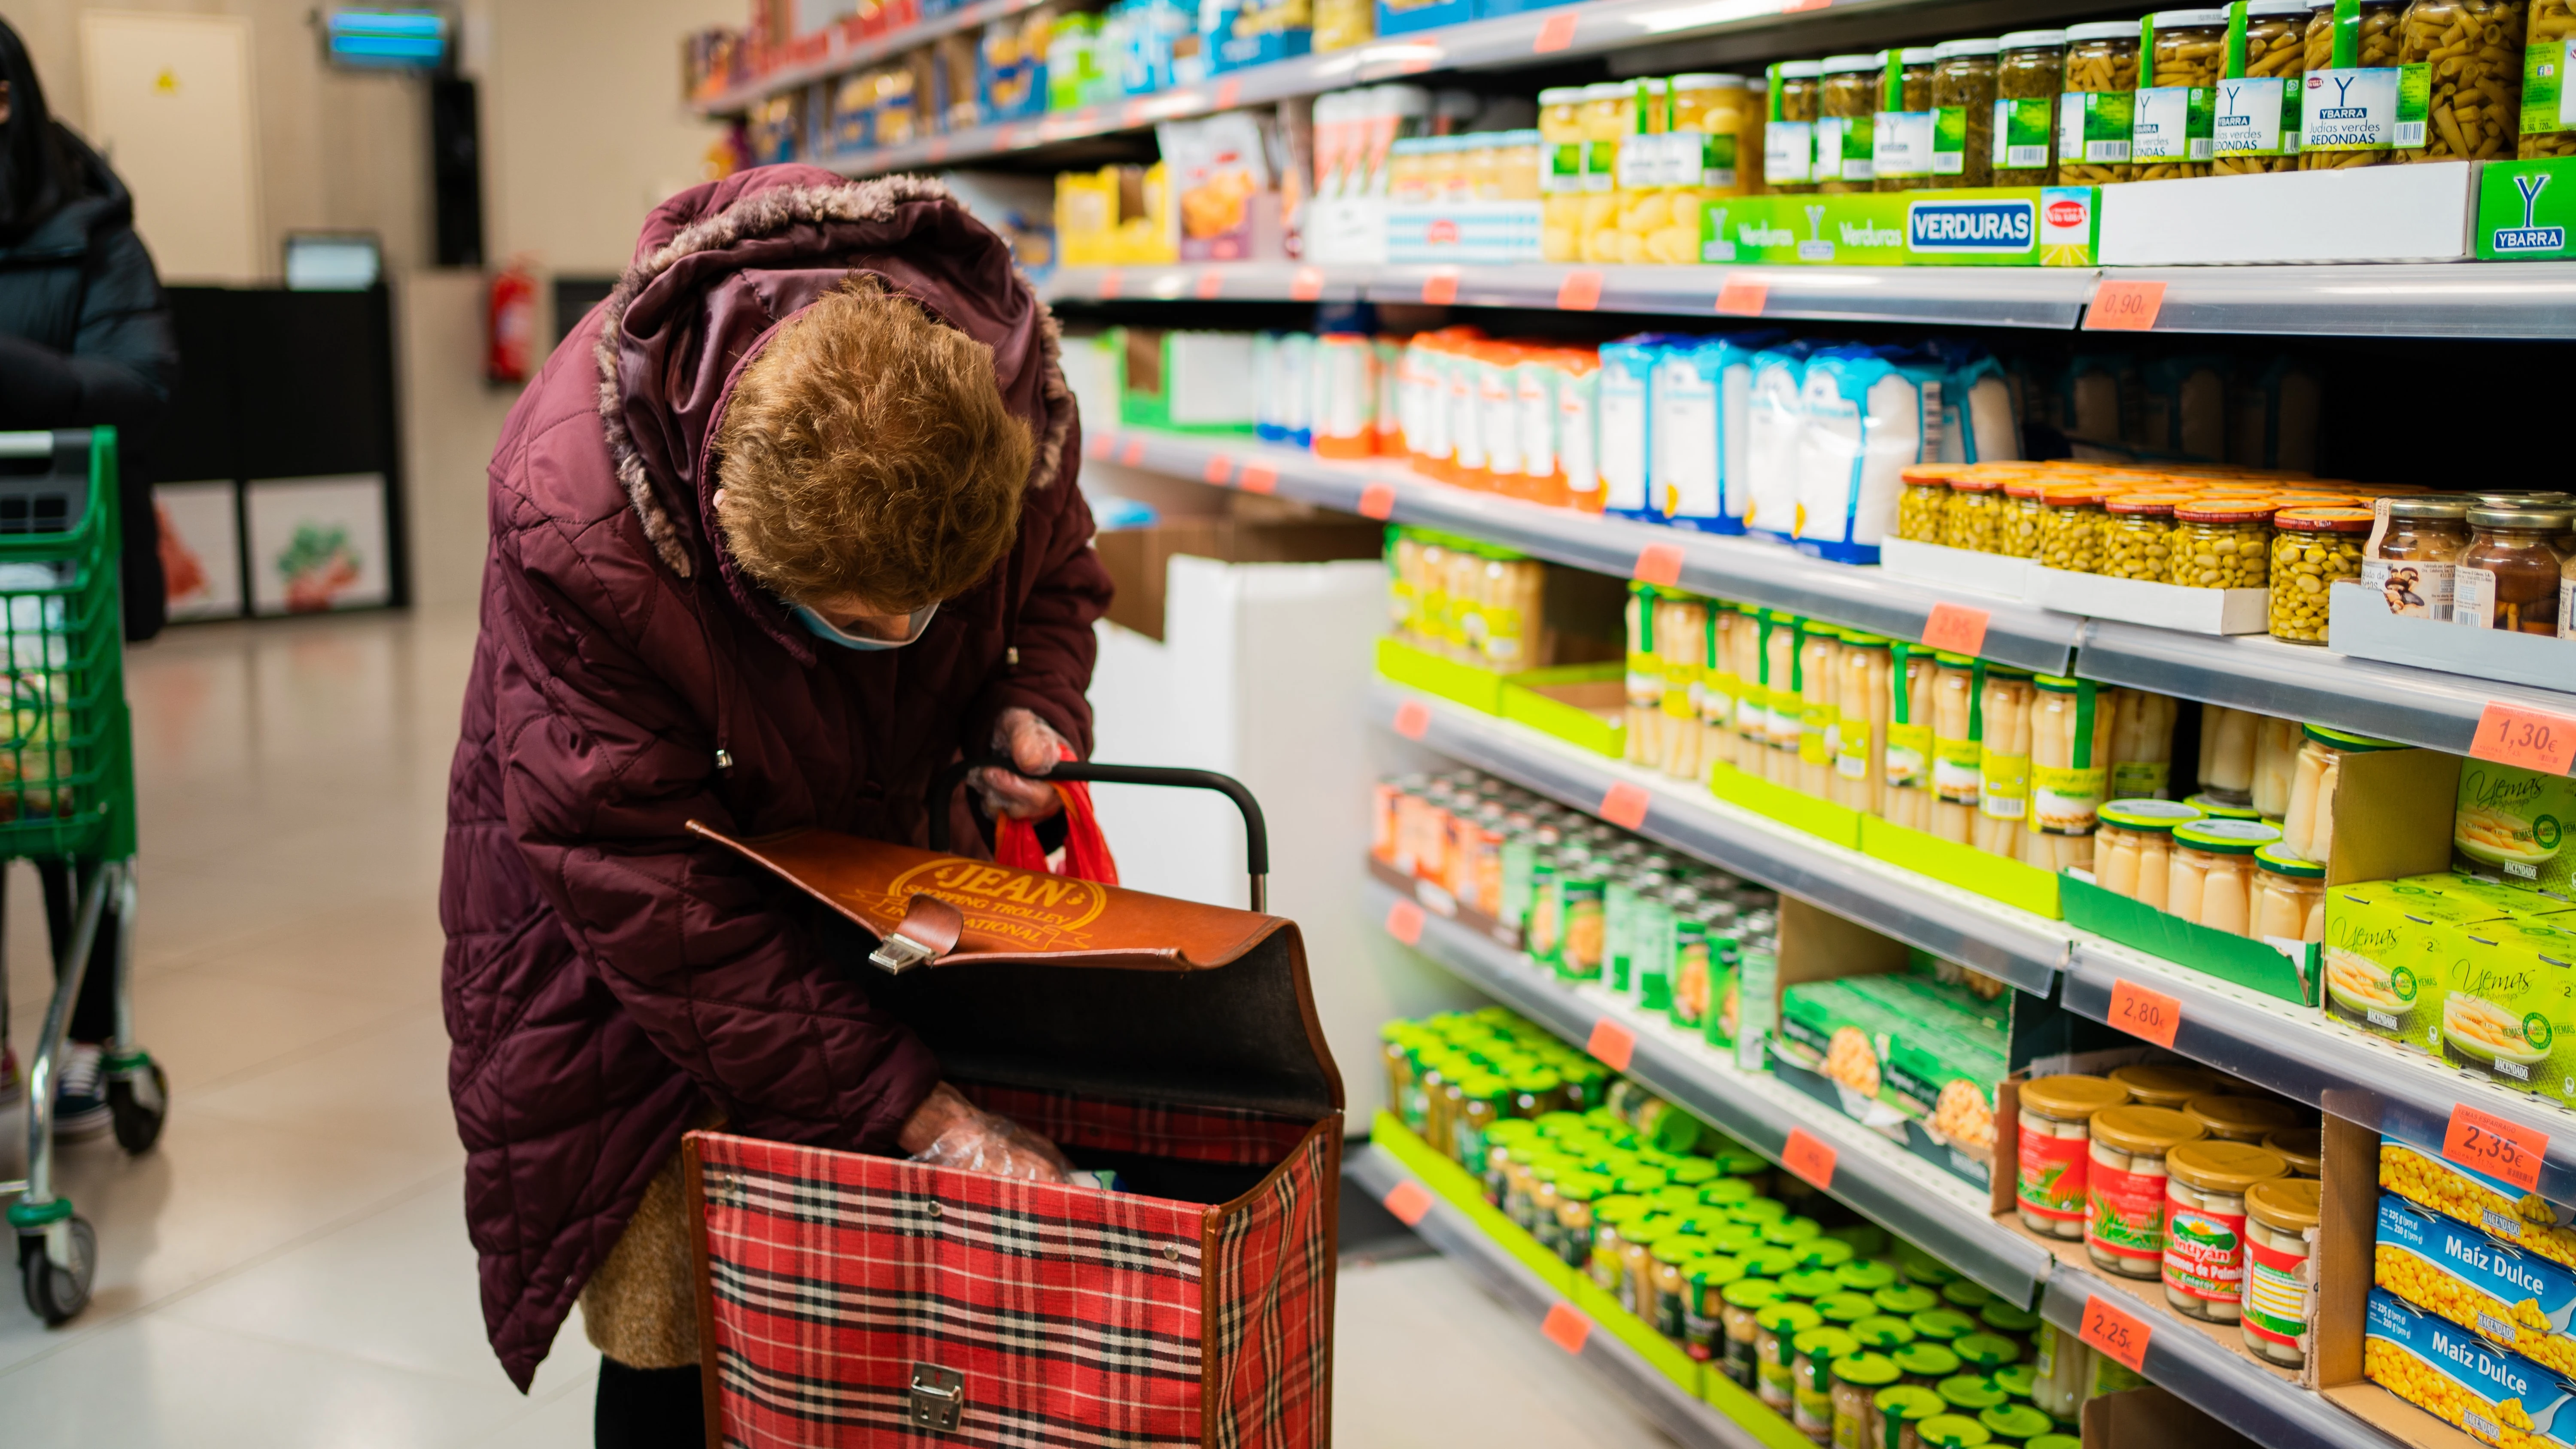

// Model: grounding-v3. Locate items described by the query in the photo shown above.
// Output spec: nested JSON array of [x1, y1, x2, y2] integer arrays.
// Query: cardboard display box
[[1095, 517, 1384, 641], [2327, 580, 2576, 693], [1500, 666, 1626, 759], [2476, 156, 2576, 261], [2023, 567, 2269, 636]]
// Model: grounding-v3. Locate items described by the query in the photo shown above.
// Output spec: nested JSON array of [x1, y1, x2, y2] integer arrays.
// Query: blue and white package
[[1791, 346, 1944, 565], [1252, 333, 1283, 442], [1649, 344, 1718, 529], [1742, 341, 1820, 542], [1596, 336, 1668, 521], [1928, 345, 2021, 465], [1708, 332, 1778, 534]]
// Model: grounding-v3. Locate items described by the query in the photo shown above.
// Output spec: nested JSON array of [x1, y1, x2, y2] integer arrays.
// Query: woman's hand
[[898, 1082, 1073, 1182], [972, 707, 1069, 821]]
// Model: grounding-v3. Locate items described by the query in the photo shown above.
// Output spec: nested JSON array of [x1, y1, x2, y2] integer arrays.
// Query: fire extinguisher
[[486, 258, 538, 385]]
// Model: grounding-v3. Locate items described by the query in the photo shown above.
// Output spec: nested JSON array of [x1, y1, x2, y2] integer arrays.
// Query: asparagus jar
[[2300, 0, 2406, 167], [2029, 674, 2116, 865], [2059, 21, 2143, 182], [2269, 507, 2372, 642], [1875, 1384, 1946, 1449], [2282, 725, 2406, 862], [2162, 1141, 2289, 1322], [2095, 799, 2202, 908], [2173, 500, 2278, 589], [2108, 687, 2179, 802], [1995, 30, 2069, 181], [1820, 53, 1886, 191], [2187, 1094, 2305, 1145], [1935, 37, 2002, 185], [2394, 0, 2527, 161], [2168, 818, 2283, 935], [1930, 652, 1983, 845], [1899, 464, 1961, 541], [2253, 843, 2327, 942], [2136, 10, 2230, 177], [2361, 495, 2472, 620], [2527, 0, 2576, 155], [2101, 493, 2190, 580], [1877, 47, 1943, 190], [1942, 475, 2009, 551], [2037, 484, 2106, 572], [2253, 713, 2303, 820], [2029, 1322, 2086, 1419], [2085, 1105, 2208, 1278], [2217, 0, 2314, 168], [2016, 1074, 2131, 1237], [2198, 703, 2259, 808], [2242, 1176, 2321, 1367], [2456, 505, 2573, 634], [1975, 666, 2036, 860]]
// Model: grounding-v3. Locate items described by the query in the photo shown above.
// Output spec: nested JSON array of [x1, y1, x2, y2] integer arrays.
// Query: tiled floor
[[0, 608, 1675, 1447]]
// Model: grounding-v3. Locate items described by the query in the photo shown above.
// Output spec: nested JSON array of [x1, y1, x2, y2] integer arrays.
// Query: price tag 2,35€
[[2108, 978, 2182, 1049], [2080, 1292, 2153, 1374], [2445, 1103, 2549, 1193]]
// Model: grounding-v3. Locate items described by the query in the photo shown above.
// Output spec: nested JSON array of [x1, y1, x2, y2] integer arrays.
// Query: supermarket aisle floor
[[0, 608, 1677, 1448]]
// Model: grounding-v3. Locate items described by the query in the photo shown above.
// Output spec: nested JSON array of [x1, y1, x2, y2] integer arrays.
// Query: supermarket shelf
[[1046, 263, 1375, 304], [695, 0, 1052, 115], [1343, 1144, 1774, 1449], [1097, 426, 2084, 674], [1369, 264, 2099, 330], [2096, 262, 2576, 339], [1368, 877, 2059, 1304]]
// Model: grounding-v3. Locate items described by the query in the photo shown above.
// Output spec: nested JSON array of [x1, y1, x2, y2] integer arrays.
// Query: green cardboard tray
[[1706, 762, 1864, 851], [2060, 873, 2319, 1007], [1860, 816, 2064, 920], [1376, 636, 1505, 715], [1370, 1111, 1571, 1293], [1499, 664, 1627, 759]]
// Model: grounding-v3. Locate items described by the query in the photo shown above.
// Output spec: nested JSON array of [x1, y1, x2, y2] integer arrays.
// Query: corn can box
[[2324, 878, 2521, 1048], [2457, 759, 2576, 902], [2384, 1143, 2576, 1273], [2380, 1194, 2576, 1377], [2366, 1287, 2576, 1448]]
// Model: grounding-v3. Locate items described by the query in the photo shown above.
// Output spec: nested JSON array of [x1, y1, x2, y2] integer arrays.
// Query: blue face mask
[[793, 601, 940, 651]]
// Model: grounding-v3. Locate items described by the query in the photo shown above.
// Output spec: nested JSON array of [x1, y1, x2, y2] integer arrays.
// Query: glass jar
[[1577, 82, 1633, 262], [1762, 612, 1805, 786], [1875, 1384, 1946, 1449], [1767, 61, 1824, 192], [1795, 1327, 1863, 1440], [2532, 0, 2576, 156], [2086, 1104, 2208, 1278], [1745, 76, 1770, 185], [1974, 667, 2035, 860], [2035, 485, 2105, 572], [1834, 635, 1893, 815], [1942, 475, 2009, 552], [2107, 688, 2178, 802], [2300, 0, 2405, 167], [2251, 714, 2302, 821], [2263, 1127, 2322, 1179], [1612, 80, 1672, 267], [2395, 0, 2527, 162], [2282, 725, 2404, 862], [2028, 675, 2115, 870], [1895, 1341, 1963, 1386], [1686, 1255, 1746, 1361], [2457, 505, 2573, 634], [1979, 1404, 2057, 1446], [2268, 506, 2372, 642], [1899, 465, 1963, 541], [2111, 1062, 2226, 1110], [1882, 645, 1939, 832], [2363, 496, 2472, 620], [2172, 501, 2277, 589], [1878, 47, 1943, 191], [2242, 1176, 2321, 1367], [1673, 73, 1751, 194], [2198, 703, 2259, 807], [2000, 479, 2047, 558], [1830, 1353, 1904, 1445], [2100, 493, 2189, 581], [2094, 799, 2201, 908], [2029, 1321, 2087, 1419], [2186, 1094, 2304, 1145], [1820, 53, 1885, 192], [1539, 86, 1588, 261], [1935, 38, 2002, 187], [1910, 1308, 1975, 1344], [2163, 1140, 2289, 1322], [1839, 1261, 1899, 1297], [1930, 652, 1982, 845], [1994, 30, 2068, 182], [1724, 1279, 1786, 1387], [1756, 1302, 1825, 1411], [2168, 818, 2281, 934], [2134, 10, 2227, 178], [1798, 626, 1846, 799], [1851, 1311, 1916, 1353], [2254, 843, 2326, 942], [1877, 1283, 1940, 1317], [2059, 21, 2142, 182], [2215, 0, 2311, 171], [1651, 1237, 1704, 1338], [1920, 1414, 1994, 1449]]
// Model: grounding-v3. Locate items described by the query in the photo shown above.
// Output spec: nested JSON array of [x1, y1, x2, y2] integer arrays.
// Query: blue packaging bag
[[1742, 340, 1823, 542], [1792, 345, 1945, 565]]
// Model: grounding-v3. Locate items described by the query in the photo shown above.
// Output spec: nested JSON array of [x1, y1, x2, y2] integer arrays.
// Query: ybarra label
[[1906, 198, 2036, 253]]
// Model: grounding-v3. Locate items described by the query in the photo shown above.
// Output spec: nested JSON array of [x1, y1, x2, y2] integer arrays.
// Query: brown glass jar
[[2363, 497, 2472, 621], [2136, 9, 2230, 177], [1995, 30, 2068, 182], [1934, 38, 2002, 186], [2395, 0, 2526, 161], [2456, 505, 2573, 635], [2300, 0, 2406, 168], [2215, 0, 2312, 171], [1820, 53, 1884, 191], [2060, 21, 2142, 182]]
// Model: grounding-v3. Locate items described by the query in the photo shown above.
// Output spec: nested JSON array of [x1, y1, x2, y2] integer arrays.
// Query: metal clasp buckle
[[908, 1362, 964, 1431], [868, 933, 936, 974]]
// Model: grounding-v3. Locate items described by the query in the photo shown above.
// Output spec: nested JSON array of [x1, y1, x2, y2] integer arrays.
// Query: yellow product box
[[2379, 1193, 2576, 1377], [2383, 1142, 2576, 1273]]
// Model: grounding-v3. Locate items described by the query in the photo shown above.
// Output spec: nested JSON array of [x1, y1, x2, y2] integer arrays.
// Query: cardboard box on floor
[[2083, 1385, 2257, 1449], [1094, 515, 1384, 641]]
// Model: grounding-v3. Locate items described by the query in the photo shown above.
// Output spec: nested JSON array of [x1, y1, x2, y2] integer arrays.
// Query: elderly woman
[[440, 165, 1109, 1445]]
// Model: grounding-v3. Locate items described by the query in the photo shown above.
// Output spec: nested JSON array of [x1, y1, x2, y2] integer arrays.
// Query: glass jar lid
[[1904, 463, 1971, 485], [2276, 506, 2374, 533], [1942, 1279, 1993, 1309], [2175, 500, 2279, 524], [1758, 1300, 1825, 1334], [1854, 1312, 1919, 1349], [2099, 799, 2204, 834], [1781, 1268, 1842, 1299], [1836, 1352, 1904, 1388], [1993, 1364, 2037, 1400], [2169, 1140, 2290, 1192], [2005, 478, 2048, 501], [1978, 1302, 2041, 1334], [1876, 1283, 1941, 1315], [2247, 0, 2311, 13], [2256, 841, 2325, 878], [1725, 1276, 1787, 1309], [1923, 1414, 1994, 1449], [2041, 483, 2108, 506], [1843, 632, 1893, 651], [2246, 1176, 2324, 1231], [2467, 506, 2576, 532], [1794, 1325, 1862, 1361], [2031, 1437, 2085, 1449], [1938, 1373, 2010, 1410], [1877, 1384, 1947, 1421], [2173, 818, 2284, 854], [1817, 1291, 1877, 1324], [1954, 1331, 2023, 1370], [1949, 474, 2008, 493], [2303, 723, 2407, 752], [2066, 20, 2144, 40], [2263, 1127, 2324, 1175], [2091, 1104, 2207, 1153], [1933, 652, 1979, 668], [1690, 1254, 1748, 1289], [2107, 1063, 2222, 1105], [1777, 61, 1825, 78], [1651, 1235, 1705, 1266], [2020, 1072, 2130, 1118], [1981, 1404, 2058, 1440], [2000, 28, 2070, 47], [2187, 1094, 2305, 1138], [1895, 1341, 1962, 1378], [1824, 52, 1887, 73], [2106, 492, 2191, 516], [1837, 1259, 1899, 1293], [1671, 73, 1747, 89], [1898, 46, 1941, 63], [1739, 1247, 1802, 1280], [2183, 791, 2264, 821], [2152, 8, 2231, 23], [1940, 36, 2004, 55], [2385, 497, 2471, 521], [1911, 1308, 1977, 1341]]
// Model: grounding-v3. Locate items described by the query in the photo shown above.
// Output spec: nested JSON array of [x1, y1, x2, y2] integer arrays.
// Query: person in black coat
[[0, 17, 176, 1136]]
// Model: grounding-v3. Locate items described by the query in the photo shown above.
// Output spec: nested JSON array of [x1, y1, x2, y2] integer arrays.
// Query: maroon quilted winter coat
[[440, 167, 1107, 1389]]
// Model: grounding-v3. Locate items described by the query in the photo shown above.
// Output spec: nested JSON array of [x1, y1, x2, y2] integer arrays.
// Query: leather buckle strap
[[866, 893, 964, 974]]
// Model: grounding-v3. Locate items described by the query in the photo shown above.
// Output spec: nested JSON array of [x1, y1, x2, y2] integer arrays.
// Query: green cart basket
[[0, 428, 164, 1325]]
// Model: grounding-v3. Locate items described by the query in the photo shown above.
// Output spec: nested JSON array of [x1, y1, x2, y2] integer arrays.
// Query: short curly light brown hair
[[713, 279, 1034, 612]]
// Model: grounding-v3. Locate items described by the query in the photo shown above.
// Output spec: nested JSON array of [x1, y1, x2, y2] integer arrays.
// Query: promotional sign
[[1698, 187, 2098, 267]]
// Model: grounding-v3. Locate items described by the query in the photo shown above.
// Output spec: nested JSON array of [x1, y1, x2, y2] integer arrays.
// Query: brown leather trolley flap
[[687, 822, 1344, 1119]]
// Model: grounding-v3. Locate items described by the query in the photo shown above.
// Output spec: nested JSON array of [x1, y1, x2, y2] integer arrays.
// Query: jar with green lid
[[1781, 1267, 1843, 1303], [2058, 21, 2142, 182], [1934, 38, 2002, 185], [2163, 1139, 2289, 1322], [1480, 1121, 1537, 1204], [1586, 1209, 1631, 1286], [1979, 1302, 2041, 1337], [1528, 1160, 1569, 1252], [2300, 0, 2405, 167], [2184, 790, 2263, 821], [1687, 1255, 1748, 1360], [2253, 843, 2326, 943], [1954, 1331, 2023, 1374], [1714, 1146, 1776, 1189], [1671, 1157, 1722, 1189], [2100, 493, 2188, 580], [1829, 1224, 1891, 1257], [1508, 1067, 1568, 1121], [1616, 1218, 1679, 1313], [1765, 61, 1824, 192], [1452, 1072, 1511, 1163], [1801, 1238, 1859, 1273], [1655, 1183, 1706, 1216], [1941, 475, 2008, 551], [1994, 31, 2068, 181], [2361, 495, 2471, 620], [1706, 1220, 1765, 1257], [1895, 1340, 1963, 1386], [2134, 10, 2229, 178], [1817, 1291, 1877, 1328], [1999, 479, 2046, 558], [1875, 1283, 1941, 1317], [1741, 1246, 1804, 1281], [1876, 1384, 1947, 1449], [1838, 1260, 1899, 1295], [1699, 1176, 1759, 1209], [2027, 1436, 2083, 1449], [1652, 1237, 1706, 1337], [1379, 1023, 1421, 1130], [1537, 1108, 1587, 1138], [1922, 1415, 1993, 1449], [1767, 1215, 1826, 1247], [2394, 0, 2526, 162], [2215, 0, 2310, 170], [2174, 500, 2276, 589], [2169, 817, 2282, 936], [1615, 1165, 1670, 1197], [1877, 47, 1943, 190], [1993, 1363, 2036, 1400], [1911, 1308, 1976, 1343], [1793, 1327, 1863, 1439], [1896, 1241, 1958, 1288], [1553, 1173, 1611, 1267], [1936, 1374, 2009, 1416], [1504, 1151, 1565, 1231], [2093, 800, 2201, 910], [1899, 465, 1958, 541], [1724, 1278, 1788, 1386], [2268, 506, 2370, 642], [1833, 1353, 1905, 1446], [1978, 1403, 2057, 1447], [1820, 53, 1886, 191], [2088, 1104, 2208, 1277], [1853, 1313, 1919, 1352], [1940, 1279, 1993, 1312], [1756, 1302, 1826, 1410]]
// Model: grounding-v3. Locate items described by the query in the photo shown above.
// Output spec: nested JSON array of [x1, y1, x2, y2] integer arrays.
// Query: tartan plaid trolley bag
[[682, 760, 1342, 1449]]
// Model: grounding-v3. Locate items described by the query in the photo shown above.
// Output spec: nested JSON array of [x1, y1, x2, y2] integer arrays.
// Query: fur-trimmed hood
[[588, 165, 1072, 641]]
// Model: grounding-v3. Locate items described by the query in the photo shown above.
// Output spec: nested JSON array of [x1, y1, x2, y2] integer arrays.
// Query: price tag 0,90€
[[2080, 1292, 2152, 1373], [2446, 1104, 2549, 1193]]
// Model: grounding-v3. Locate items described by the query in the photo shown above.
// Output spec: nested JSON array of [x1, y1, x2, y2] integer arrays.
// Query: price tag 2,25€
[[2108, 978, 2182, 1050], [2445, 1103, 2549, 1193], [2080, 1292, 2153, 1374]]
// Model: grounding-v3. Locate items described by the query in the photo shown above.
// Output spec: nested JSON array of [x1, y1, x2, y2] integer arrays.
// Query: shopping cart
[[0, 428, 164, 1325], [679, 761, 1340, 1448]]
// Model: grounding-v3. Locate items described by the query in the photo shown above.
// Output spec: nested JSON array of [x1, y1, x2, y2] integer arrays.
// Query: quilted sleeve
[[967, 414, 1112, 758]]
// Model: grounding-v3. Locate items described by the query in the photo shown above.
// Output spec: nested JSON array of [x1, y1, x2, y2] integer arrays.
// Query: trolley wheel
[[109, 1060, 168, 1154], [19, 1217, 96, 1325]]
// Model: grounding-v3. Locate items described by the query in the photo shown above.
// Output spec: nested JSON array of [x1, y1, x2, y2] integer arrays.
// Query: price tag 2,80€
[[2446, 1104, 2549, 1193], [2108, 978, 2182, 1050], [2080, 1292, 2153, 1374]]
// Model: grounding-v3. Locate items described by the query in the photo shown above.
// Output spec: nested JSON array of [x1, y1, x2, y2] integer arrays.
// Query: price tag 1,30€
[[2080, 1292, 2153, 1374], [2445, 1104, 2549, 1193], [2108, 978, 2182, 1050], [2473, 702, 2576, 777]]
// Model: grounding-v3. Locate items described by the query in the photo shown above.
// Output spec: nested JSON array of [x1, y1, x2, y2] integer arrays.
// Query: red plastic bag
[[994, 773, 1120, 886]]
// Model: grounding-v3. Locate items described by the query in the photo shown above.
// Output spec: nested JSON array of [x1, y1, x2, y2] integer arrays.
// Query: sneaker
[[0, 1045, 20, 1108], [52, 1042, 109, 1141]]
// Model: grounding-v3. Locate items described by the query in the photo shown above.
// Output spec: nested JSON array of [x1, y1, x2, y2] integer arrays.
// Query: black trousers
[[596, 1359, 704, 1449], [0, 860, 120, 1050]]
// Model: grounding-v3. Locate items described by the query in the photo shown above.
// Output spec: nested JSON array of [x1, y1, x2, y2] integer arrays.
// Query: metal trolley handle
[[927, 758, 1270, 912]]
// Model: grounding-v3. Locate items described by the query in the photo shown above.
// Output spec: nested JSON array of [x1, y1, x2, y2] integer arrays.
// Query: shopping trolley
[[679, 761, 1340, 1448], [0, 428, 164, 1326]]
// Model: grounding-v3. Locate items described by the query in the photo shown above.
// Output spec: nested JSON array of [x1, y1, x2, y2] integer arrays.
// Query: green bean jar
[[2059, 21, 2142, 182], [2269, 506, 2371, 642], [2136, 9, 2230, 177], [1995, 30, 2069, 182], [1935, 37, 2002, 185], [2300, 0, 2406, 167], [2214, 0, 2312, 171], [2394, 0, 2525, 161]]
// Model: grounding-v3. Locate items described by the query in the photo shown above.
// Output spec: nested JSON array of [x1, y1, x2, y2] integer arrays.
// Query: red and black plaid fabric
[[693, 1096, 1337, 1449], [959, 1082, 1315, 1168]]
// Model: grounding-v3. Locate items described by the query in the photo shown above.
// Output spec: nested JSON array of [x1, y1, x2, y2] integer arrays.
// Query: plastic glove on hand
[[898, 1082, 1072, 1183], [972, 707, 1069, 822]]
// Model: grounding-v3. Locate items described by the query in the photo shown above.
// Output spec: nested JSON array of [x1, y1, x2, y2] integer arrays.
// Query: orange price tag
[[1290, 266, 1327, 301], [1386, 897, 1425, 946], [2473, 702, 2576, 776], [1421, 268, 1461, 306], [1194, 270, 1226, 300], [927, 137, 952, 163], [1556, 269, 1604, 311], [1202, 455, 1236, 485], [1919, 601, 1990, 656], [1097, 270, 1125, 300], [2086, 279, 2167, 332], [2108, 978, 2182, 1049], [1715, 276, 1769, 316], [1634, 543, 1684, 587], [1599, 781, 1650, 830], [1586, 1018, 1637, 1072], [1540, 1302, 1593, 1355], [1120, 440, 1147, 467], [2080, 1292, 2153, 1374], [1122, 99, 1151, 126], [1781, 1127, 1836, 1190], [1215, 77, 1242, 109], [1382, 1180, 1434, 1226], [1239, 462, 1279, 495], [1532, 10, 1580, 51], [993, 125, 1021, 150], [1785, 0, 1832, 11], [1394, 699, 1432, 740], [2446, 1104, 2549, 1192], [1358, 482, 1397, 519], [1086, 433, 1115, 462]]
